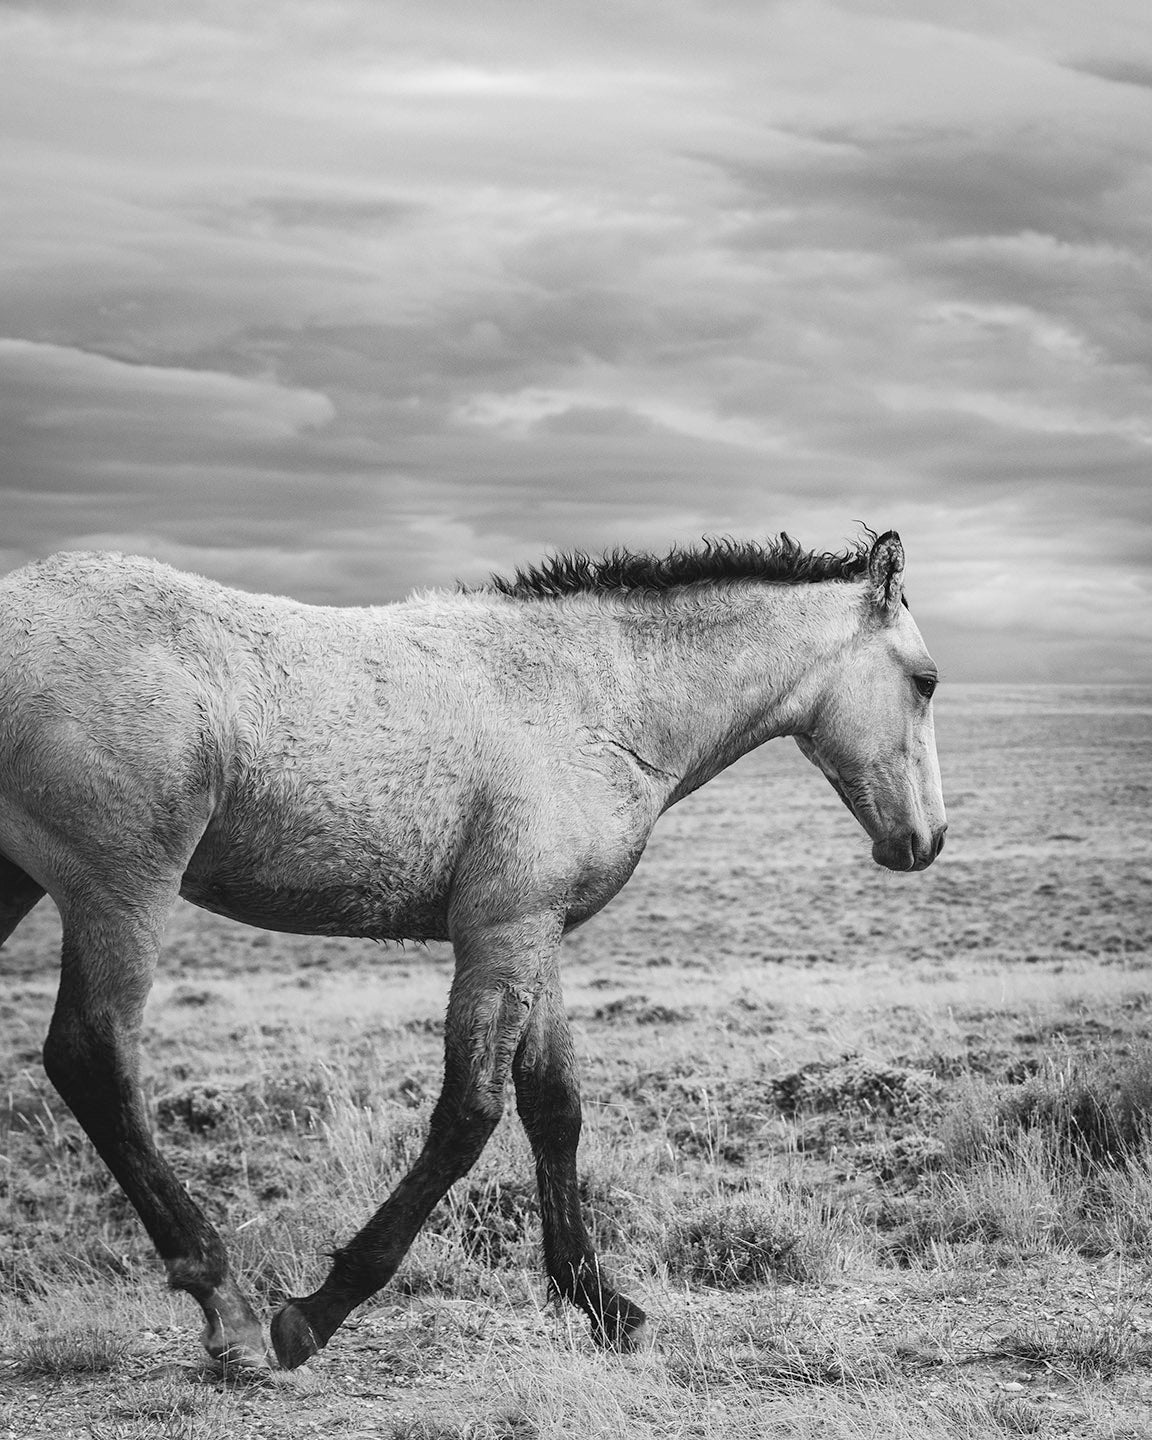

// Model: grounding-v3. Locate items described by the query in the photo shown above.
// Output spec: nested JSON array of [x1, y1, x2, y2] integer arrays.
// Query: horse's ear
[[868, 530, 904, 616]]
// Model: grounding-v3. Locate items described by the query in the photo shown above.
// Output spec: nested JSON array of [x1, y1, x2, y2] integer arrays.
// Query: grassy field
[[2, 683, 1151, 1438]]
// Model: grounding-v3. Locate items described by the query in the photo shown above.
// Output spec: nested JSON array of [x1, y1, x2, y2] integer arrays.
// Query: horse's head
[[794, 531, 947, 872]]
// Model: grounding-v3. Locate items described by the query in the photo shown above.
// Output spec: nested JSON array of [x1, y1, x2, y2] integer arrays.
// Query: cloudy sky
[[2, 1, 1150, 681]]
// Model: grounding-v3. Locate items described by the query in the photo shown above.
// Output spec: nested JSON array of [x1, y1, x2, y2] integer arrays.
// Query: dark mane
[[488, 532, 874, 601]]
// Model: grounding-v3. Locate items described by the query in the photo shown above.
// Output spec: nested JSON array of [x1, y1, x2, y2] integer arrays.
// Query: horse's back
[[0, 552, 661, 943], [0, 550, 419, 743], [0, 554, 550, 939]]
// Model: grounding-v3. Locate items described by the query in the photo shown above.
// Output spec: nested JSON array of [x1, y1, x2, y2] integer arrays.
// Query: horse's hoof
[[618, 1319, 654, 1354], [196, 1277, 271, 1372], [201, 1323, 271, 1373], [209, 1342, 274, 1374], [270, 1302, 320, 1370], [592, 1302, 651, 1354]]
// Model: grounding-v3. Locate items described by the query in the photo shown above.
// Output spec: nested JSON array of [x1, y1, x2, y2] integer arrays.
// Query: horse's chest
[[561, 804, 654, 930], [563, 847, 647, 930]]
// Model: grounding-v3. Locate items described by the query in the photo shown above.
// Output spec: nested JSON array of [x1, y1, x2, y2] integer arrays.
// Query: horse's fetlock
[[553, 1251, 599, 1302], [325, 1244, 386, 1300], [590, 1292, 649, 1351], [270, 1301, 321, 1371], [165, 1249, 228, 1299]]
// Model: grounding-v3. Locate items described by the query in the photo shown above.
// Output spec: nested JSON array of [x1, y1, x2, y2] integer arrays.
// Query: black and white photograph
[[1, 3, 1150, 1436]]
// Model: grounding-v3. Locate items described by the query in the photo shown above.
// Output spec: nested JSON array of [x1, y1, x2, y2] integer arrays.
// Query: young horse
[[0, 529, 945, 1370]]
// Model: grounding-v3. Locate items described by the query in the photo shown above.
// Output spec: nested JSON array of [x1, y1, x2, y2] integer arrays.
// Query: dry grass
[[14, 1322, 130, 1379], [7, 960, 1152, 1438]]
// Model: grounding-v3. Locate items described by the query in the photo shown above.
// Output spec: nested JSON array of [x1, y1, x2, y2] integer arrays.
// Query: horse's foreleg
[[44, 911, 267, 1370], [0, 852, 45, 945], [513, 975, 648, 1351], [270, 913, 555, 1370]]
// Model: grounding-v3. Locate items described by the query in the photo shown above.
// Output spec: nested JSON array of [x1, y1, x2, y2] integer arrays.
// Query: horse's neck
[[600, 583, 856, 801]]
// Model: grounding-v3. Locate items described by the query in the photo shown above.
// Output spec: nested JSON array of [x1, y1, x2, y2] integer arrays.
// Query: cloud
[[455, 385, 791, 454], [1069, 58, 1152, 92], [0, 1, 1149, 680], [0, 339, 334, 445]]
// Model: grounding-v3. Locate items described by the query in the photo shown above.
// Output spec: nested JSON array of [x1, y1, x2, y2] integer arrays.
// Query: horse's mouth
[[839, 782, 944, 872], [798, 736, 945, 871], [872, 836, 916, 871], [872, 830, 946, 872]]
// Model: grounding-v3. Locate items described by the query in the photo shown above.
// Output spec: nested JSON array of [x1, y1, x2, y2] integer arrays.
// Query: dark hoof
[[592, 1300, 650, 1353], [270, 1301, 321, 1370]]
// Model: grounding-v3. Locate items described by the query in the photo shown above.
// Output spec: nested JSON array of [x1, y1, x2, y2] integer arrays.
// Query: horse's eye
[[914, 673, 938, 700]]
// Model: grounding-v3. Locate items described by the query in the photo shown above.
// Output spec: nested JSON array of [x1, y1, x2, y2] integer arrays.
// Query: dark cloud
[[228, 194, 420, 234], [1070, 58, 1152, 92], [718, 121, 1141, 250]]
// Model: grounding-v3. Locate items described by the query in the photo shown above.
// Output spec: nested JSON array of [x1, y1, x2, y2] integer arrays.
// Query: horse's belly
[[182, 782, 459, 942], [179, 865, 452, 941]]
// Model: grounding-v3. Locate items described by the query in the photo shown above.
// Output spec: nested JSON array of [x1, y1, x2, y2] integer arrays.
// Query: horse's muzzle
[[872, 824, 947, 872]]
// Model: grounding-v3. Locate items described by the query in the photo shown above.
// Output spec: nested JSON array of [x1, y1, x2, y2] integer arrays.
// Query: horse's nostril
[[934, 828, 947, 858]]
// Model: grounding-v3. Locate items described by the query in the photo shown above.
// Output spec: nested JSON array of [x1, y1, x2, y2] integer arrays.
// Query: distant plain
[[2, 684, 1151, 1438]]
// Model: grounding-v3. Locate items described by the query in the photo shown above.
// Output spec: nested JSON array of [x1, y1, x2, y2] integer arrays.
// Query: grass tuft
[[383, 1409, 539, 1440], [880, 1050, 1152, 1265], [993, 1307, 1152, 1380], [663, 1193, 818, 1286], [943, 1049, 1152, 1172], [15, 1321, 130, 1377], [769, 1055, 943, 1120], [987, 1396, 1044, 1435]]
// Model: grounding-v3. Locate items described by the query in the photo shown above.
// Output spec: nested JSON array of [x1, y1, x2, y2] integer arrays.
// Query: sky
[[2, 0, 1150, 682]]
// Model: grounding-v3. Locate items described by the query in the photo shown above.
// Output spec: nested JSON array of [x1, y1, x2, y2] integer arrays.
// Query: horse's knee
[[468, 1086, 506, 1129], [166, 1247, 231, 1302], [433, 1082, 505, 1156], [441, 981, 534, 1128]]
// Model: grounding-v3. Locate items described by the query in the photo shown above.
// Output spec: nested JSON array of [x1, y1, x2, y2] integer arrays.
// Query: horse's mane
[[487, 532, 874, 601]]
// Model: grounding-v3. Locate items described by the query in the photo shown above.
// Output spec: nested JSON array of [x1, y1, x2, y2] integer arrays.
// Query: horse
[[0, 528, 946, 1371]]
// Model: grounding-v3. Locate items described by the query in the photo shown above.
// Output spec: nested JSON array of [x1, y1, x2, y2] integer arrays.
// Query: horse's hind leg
[[513, 973, 648, 1351], [0, 852, 45, 945], [44, 897, 267, 1370]]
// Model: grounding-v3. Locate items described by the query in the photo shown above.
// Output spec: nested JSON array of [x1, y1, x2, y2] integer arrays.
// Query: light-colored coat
[[0, 533, 946, 1371]]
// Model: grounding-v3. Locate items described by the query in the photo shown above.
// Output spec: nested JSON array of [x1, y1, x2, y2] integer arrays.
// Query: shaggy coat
[[0, 532, 945, 1370]]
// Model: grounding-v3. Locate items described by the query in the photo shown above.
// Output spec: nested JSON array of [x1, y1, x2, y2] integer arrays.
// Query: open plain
[[2, 683, 1151, 1438]]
